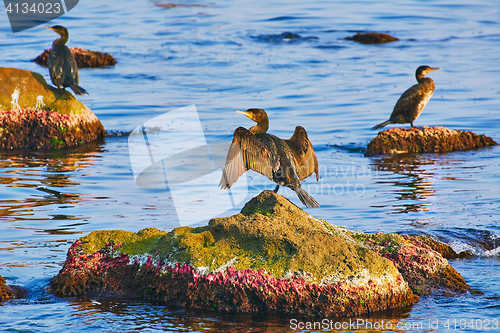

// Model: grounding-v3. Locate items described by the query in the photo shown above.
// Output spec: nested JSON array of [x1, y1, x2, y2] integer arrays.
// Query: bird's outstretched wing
[[285, 126, 318, 182], [219, 127, 279, 189]]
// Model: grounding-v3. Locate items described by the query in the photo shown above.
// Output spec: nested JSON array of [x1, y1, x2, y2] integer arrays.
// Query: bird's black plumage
[[45, 25, 88, 95], [373, 65, 439, 130], [220, 108, 319, 208]]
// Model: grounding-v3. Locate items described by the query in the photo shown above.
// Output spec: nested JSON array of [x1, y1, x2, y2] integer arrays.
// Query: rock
[[354, 232, 477, 296], [33, 47, 116, 68], [415, 235, 462, 259], [52, 191, 420, 317], [0, 67, 105, 149], [255, 32, 319, 43], [0, 275, 14, 302], [345, 32, 399, 44], [155, 3, 207, 9], [365, 126, 497, 156]]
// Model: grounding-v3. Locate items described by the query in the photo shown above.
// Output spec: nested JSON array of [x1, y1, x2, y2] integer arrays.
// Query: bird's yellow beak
[[44, 26, 54, 31], [428, 67, 440, 73], [235, 110, 252, 120]]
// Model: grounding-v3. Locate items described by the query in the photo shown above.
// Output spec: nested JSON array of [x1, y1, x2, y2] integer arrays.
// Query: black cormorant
[[219, 108, 320, 208], [45, 25, 88, 95], [373, 66, 439, 129]]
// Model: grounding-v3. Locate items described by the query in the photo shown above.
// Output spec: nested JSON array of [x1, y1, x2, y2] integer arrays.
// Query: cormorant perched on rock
[[45, 25, 88, 95], [373, 66, 440, 129], [219, 108, 320, 208]]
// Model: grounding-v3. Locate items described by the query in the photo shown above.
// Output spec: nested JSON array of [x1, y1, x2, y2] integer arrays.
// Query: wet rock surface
[[0, 67, 105, 149], [366, 126, 497, 156], [354, 233, 475, 296], [345, 32, 399, 44], [33, 47, 117, 68], [52, 191, 418, 317]]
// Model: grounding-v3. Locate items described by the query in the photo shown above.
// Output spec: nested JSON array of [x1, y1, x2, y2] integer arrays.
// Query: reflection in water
[[67, 297, 413, 332], [0, 140, 105, 224], [371, 154, 437, 215]]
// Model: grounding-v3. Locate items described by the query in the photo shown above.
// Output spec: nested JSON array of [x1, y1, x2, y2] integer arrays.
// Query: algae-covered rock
[[345, 32, 399, 44], [0, 67, 105, 149], [52, 191, 418, 317], [33, 47, 117, 68], [353, 232, 475, 296], [0, 275, 14, 302], [366, 126, 497, 156], [0, 67, 85, 114]]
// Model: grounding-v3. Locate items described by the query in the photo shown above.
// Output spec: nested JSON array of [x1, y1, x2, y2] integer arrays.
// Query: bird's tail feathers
[[70, 85, 88, 95], [295, 186, 320, 208], [372, 120, 391, 130]]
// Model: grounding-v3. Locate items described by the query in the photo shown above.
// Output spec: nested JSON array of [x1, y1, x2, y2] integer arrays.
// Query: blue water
[[1, 0, 499, 331]]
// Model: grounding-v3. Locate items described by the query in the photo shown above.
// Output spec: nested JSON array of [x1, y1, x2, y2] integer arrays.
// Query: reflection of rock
[[0, 275, 14, 301], [345, 32, 399, 44], [0, 67, 105, 149], [355, 233, 475, 296], [366, 126, 497, 156], [53, 191, 478, 316], [371, 154, 435, 214], [255, 32, 319, 43], [33, 47, 116, 68]]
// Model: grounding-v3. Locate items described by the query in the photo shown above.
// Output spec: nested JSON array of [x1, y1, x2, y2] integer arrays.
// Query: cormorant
[[219, 108, 320, 208], [45, 25, 88, 95], [373, 66, 439, 130]]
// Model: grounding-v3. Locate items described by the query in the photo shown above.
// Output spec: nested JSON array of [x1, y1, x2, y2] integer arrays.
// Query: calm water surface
[[1, 0, 499, 331]]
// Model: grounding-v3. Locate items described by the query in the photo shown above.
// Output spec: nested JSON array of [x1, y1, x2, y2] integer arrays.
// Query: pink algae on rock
[[0, 107, 105, 149], [356, 232, 476, 296], [366, 126, 497, 156], [51, 191, 419, 317]]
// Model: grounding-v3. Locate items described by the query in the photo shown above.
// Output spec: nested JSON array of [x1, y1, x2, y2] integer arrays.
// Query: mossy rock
[[0, 67, 105, 149], [0, 67, 85, 114], [80, 191, 400, 284]]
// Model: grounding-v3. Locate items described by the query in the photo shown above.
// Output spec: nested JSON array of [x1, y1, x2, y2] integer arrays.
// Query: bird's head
[[44, 25, 68, 37], [416, 65, 440, 77], [235, 108, 268, 124]]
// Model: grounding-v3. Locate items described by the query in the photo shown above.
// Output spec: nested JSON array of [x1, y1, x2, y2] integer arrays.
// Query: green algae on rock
[[0, 67, 105, 149], [366, 126, 497, 156], [52, 191, 418, 317]]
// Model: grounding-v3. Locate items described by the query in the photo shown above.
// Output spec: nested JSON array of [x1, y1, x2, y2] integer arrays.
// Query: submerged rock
[[0, 67, 105, 149], [255, 32, 319, 43], [366, 126, 497, 156], [51, 191, 479, 316], [33, 47, 117, 68], [345, 32, 399, 44]]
